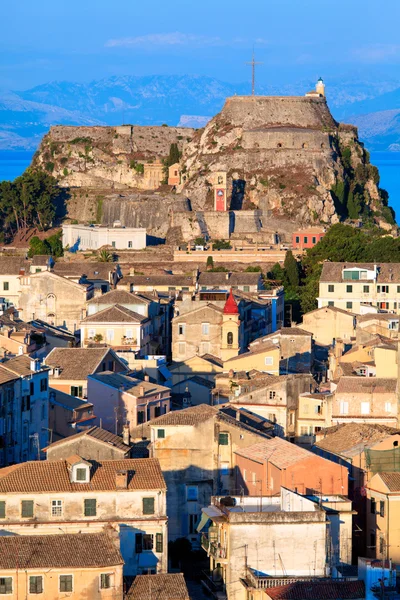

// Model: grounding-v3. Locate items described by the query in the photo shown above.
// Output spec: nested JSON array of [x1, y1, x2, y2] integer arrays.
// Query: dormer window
[[66, 456, 91, 483]]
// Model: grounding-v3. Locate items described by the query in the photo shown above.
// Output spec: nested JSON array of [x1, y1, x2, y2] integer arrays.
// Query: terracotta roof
[[198, 272, 260, 286], [53, 262, 119, 280], [200, 354, 224, 367], [81, 304, 148, 323], [266, 580, 365, 600], [358, 313, 400, 322], [320, 262, 400, 283], [89, 371, 170, 396], [0, 257, 30, 275], [0, 355, 44, 378], [175, 375, 215, 389], [87, 289, 146, 305], [0, 532, 123, 569], [44, 426, 131, 453], [150, 404, 218, 427], [235, 437, 315, 468], [31, 255, 51, 266], [45, 347, 123, 380], [129, 275, 194, 287], [336, 377, 397, 394], [303, 305, 356, 318], [315, 423, 400, 457], [127, 574, 189, 599], [0, 367, 19, 385], [0, 457, 165, 493], [376, 472, 400, 492]]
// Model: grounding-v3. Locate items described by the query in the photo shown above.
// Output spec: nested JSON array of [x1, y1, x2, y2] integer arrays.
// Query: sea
[[0, 149, 400, 221]]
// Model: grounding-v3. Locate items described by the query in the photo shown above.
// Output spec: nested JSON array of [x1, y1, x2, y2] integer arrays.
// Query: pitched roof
[[336, 377, 397, 394], [198, 272, 261, 286], [0, 457, 165, 493], [377, 472, 400, 492], [128, 274, 194, 287], [87, 289, 144, 305], [315, 423, 400, 457], [31, 255, 51, 266], [44, 426, 131, 453], [235, 437, 314, 468], [0, 355, 43, 379], [53, 262, 119, 280], [49, 387, 93, 411], [45, 347, 122, 380], [81, 303, 147, 323], [303, 305, 356, 318], [320, 262, 400, 283], [127, 574, 189, 599], [224, 288, 239, 315], [200, 354, 224, 367], [149, 404, 218, 427], [0, 533, 123, 569], [0, 257, 30, 275], [89, 371, 170, 396], [266, 580, 365, 600]]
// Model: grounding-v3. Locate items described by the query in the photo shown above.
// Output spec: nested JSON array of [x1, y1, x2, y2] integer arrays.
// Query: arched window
[[302, 143, 308, 149], [277, 143, 282, 148], [321, 143, 325, 149], [227, 332, 233, 345]]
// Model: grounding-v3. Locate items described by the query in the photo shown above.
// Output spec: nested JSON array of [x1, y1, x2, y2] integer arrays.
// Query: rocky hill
[[31, 92, 396, 242]]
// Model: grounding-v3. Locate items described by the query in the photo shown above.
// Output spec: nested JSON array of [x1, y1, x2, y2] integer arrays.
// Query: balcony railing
[[246, 569, 325, 589], [201, 533, 227, 559]]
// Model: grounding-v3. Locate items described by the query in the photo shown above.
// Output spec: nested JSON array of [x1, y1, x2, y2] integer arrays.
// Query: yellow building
[[296, 392, 333, 446], [302, 305, 356, 346], [80, 304, 151, 353], [0, 532, 124, 599], [366, 472, 400, 563], [169, 354, 224, 386], [318, 263, 400, 315], [223, 341, 280, 375], [121, 274, 196, 294]]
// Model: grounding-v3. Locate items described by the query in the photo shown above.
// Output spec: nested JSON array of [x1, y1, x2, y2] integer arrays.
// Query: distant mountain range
[[2, 74, 400, 151]]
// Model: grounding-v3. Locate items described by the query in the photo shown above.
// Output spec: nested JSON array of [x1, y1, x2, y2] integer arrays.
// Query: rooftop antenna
[[246, 50, 263, 96]]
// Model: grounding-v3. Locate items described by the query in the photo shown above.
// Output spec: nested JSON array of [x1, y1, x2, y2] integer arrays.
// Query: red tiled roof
[[266, 580, 365, 600], [223, 289, 239, 315], [0, 533, 123, 569], [127, 573, 189, 599], [0, 458, 165, 493]]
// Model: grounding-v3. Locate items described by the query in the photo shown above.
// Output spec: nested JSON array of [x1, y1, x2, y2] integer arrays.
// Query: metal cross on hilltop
[[246, 51, 263, 96]]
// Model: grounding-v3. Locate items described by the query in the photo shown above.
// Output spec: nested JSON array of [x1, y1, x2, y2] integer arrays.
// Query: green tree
[[206, 256, 214, 270], [168, 143, 180, 166], [283, 250, 300, 289], [98, 249, 113, 262]]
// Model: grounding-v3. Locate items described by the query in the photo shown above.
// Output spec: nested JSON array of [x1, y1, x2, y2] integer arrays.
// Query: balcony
[[245, 568, 325, 590], [201, 533, 227, 560]]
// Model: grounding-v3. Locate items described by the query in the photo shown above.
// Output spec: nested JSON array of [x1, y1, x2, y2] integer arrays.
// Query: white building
[[63, 223, 147, 251], [0, 456, 167, 577]]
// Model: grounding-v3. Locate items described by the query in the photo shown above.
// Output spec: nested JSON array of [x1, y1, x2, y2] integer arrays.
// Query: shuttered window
[[84, 498, 97, 516], [142, 497, 155, 515], [156, 533, 163, 553]]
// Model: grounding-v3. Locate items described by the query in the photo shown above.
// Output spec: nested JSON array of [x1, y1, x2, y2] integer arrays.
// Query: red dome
[[223, 289, 239, 315]]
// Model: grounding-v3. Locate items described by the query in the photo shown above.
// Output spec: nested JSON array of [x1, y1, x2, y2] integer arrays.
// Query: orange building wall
[[235, 453, 348, 496]]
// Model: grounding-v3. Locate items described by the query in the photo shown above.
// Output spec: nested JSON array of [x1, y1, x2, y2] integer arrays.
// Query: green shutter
[[21, 500, 34, 518], [157, 429, 165, 439], [219, 433, 229, 445], [156, 533, 163, 553], [0, 501, 5, 519], [142, 497, 155, 515], [84, 498, 97, 516]]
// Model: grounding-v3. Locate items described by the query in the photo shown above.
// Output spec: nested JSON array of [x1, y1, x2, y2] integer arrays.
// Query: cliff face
[[32, 94, 395, 240], [178, 96, 389, 227], [34, 124, 194, 189]]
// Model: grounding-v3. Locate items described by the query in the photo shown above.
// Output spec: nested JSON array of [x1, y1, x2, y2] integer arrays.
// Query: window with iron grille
[[84, 498, 97, 516], [0, 578, 12, 594], [29, 576, 43, 594], [142, 497, 155, 515], [59, 575, 73, 592], [21, 500, 34, 518]]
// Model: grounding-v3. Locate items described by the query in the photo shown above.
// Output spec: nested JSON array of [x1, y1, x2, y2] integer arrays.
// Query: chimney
[[53, 366, 61, 378], [236, 409, 241, 422], [129, 267, 135, 276], [225, 273, 230, 281], [115, 470, 128, 490], [144, 374, 150, 382], [30, 358, 40, 372], [139, 385, 145, 397], [122, 424, 131, 446], [229, 369, 234, 378]]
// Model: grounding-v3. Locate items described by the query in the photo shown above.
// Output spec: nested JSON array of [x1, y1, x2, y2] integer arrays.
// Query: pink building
[[87, 371, 171, 435], [292, 227, 325, 249]]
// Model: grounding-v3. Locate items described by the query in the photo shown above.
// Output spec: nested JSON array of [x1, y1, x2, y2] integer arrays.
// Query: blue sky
[[2, 0, 400, 89]]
